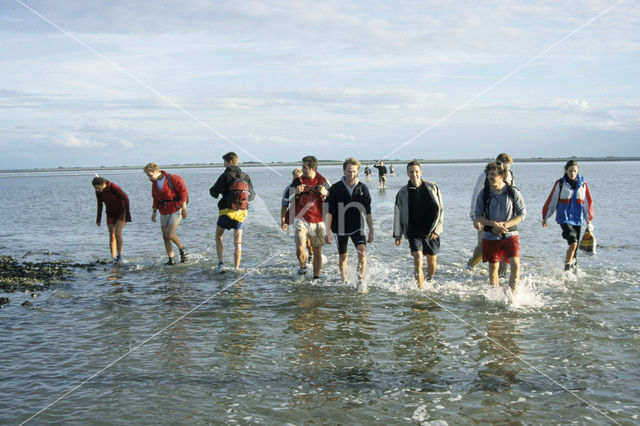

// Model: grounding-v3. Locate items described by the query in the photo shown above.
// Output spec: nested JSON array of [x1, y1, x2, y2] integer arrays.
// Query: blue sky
[[1, 0, 639, 169]]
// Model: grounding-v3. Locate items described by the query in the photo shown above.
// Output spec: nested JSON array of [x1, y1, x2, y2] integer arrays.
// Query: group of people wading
[[93, 152, 594, 294]]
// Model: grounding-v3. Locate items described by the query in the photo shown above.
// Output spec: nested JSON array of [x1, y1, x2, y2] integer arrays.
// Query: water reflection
[[286, 291, 373, 413], [216, 279, 259, 366], [475, 319, 522, 391], [394, 298, 444, 391]]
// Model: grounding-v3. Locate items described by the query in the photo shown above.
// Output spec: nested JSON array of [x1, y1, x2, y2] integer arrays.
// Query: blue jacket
[[542, 174, 593, 226]]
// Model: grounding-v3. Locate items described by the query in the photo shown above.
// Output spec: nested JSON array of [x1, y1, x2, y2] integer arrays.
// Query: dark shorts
[[106, 214, 126, 225], [561, 224, 581, 245], [336, 233, 367, 255], [408, 235, 440, 256], [482, 235, 520, 263], [217, 214, 245, 230]]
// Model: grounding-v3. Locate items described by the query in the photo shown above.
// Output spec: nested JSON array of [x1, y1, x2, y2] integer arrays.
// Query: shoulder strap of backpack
[[166, 173, 174, 192], [165, 173, 181, 202], [483, 181, 515, 218], [483, 179, 490, 218], [506, 182, 515, 201]]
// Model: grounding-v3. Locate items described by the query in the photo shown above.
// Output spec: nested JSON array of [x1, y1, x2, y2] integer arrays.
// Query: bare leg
[[216, 226, 225, 264], [296, 235, 308, 268], [339, 252, 348, 282], [411, 251, 424, 289], [508, 257, 520, 293], [356, 244, 367, 283], [312, 246, 323, 277], [565, 242, 578, 264], [113, 220, 125, 257], [426, 254, 437, 279], [234, 229, 243, 269], [107, 223, 117, 258], [162, 221, 182, 258], [488, 262, 500, 287]]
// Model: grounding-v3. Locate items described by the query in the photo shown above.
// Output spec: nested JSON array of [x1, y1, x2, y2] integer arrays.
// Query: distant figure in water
[[373, 160, 387, 188], [542, 159, 594, 272], [144, 162, 189, 265], [93, 176, 131, 263], [363, 165, 372, 182], [473, 162, 526, 294], [389, 164, 395, 176]]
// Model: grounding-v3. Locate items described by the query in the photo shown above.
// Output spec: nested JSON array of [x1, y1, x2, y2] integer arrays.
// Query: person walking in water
[[93, 176, 131, 263], [393, 160, 444, 288], [325, 157, 374, 292], [542, 159, 594, 271], [468, 153, 515, 274], [473, 161, 526, 293], [363, 165, 372, 182], [373, 160, 388, 188], [282, 155, 330, 279], [281, 168, 312, 261], [210, 152, 255, 273], [144, 162, 189, 265]]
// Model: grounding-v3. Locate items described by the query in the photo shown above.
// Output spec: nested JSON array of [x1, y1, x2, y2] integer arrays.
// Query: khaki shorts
[[160, 210, 182, 228], [295, 219, 326, 247]]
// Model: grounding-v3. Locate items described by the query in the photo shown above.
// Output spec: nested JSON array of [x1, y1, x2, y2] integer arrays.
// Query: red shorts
[[482, 235, 520, 263]]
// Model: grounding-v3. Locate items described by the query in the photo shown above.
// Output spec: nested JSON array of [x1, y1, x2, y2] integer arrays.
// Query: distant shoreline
[[1, 156, 638, 173]]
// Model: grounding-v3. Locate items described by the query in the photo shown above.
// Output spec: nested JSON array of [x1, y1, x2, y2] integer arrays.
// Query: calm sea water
[[1, 161, 639, 424]]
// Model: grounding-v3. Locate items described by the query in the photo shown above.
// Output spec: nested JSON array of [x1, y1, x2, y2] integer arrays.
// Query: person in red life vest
[[542, 159, 594, 272], [281, 168, 313, 264], [209, 152, 255, 273], [93, 176, 131, 263], [143, 162, 189, 265], [282, 155, 331, 279]]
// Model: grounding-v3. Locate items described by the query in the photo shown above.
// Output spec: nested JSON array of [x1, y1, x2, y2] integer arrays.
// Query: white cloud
[[552, 99, 591, 113], [119, 139, 134, 148], [329, 133, 356, 140], [58, 134, 106, 148]]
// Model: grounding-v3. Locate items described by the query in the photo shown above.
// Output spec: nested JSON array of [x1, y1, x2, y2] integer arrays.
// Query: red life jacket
[[294, 173, 327, 223]]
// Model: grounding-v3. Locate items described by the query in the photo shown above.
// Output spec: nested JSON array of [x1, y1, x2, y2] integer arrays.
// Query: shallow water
[[1, 162, 639, 424]]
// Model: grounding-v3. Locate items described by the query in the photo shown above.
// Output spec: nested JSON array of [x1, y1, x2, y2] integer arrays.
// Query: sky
[[1, 0, 639, 169]]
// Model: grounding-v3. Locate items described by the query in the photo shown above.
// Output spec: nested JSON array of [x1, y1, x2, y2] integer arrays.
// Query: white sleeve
[[469, 172, 485, 220]]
